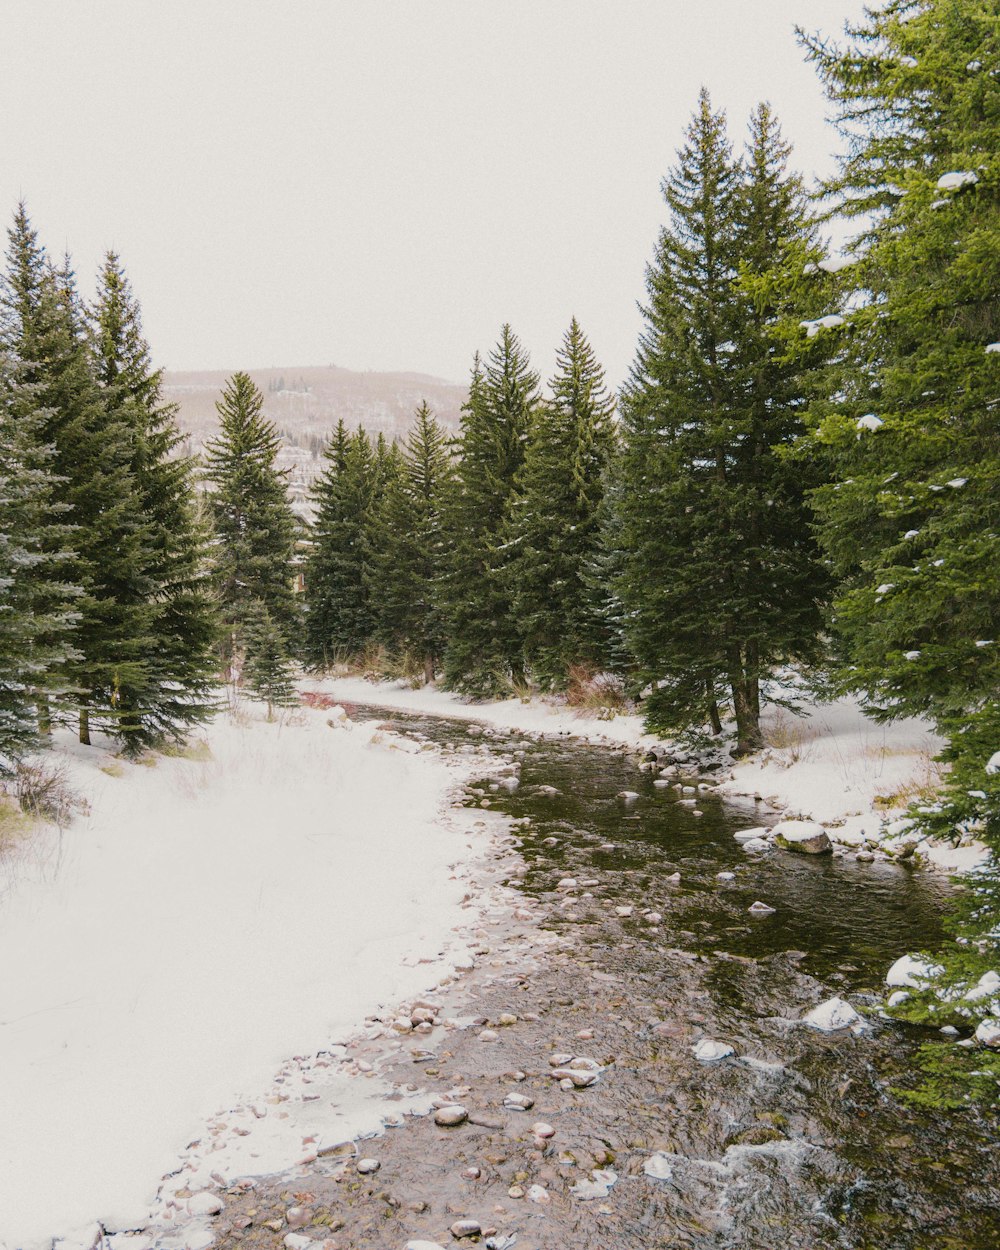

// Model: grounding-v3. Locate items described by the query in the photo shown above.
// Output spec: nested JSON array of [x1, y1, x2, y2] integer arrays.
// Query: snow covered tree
[[505, 318, 617, 688], [203, 372, 299, 670], [303, 423, 378, 664], [801, 0, 1000, 832], [91, 252, 217, 745], [800, 2, 1000, 1086], [370, 401, 454, 682], [616, 92, 830, 753], [443, 328, 540, 696]]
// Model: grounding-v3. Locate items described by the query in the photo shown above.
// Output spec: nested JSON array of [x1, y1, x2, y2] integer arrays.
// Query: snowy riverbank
[[0, 700, 512, 1250], [314, 676, 989, 874]]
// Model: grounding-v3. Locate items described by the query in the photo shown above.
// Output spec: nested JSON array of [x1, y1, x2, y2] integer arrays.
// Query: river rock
[[734, 827, 770, 842], [717, 871, 735, 880], [748, 900, 776, 916], [741, 838, 771, 853], [693, 1039, 734, 1062], [356, 1157, 381, 1173], [549, 1052, 575, 1066], [975, 1018, 1000, 1047], [886, 954, 942, 988], [550, 1067, 599, 1087], [527, 1184, 550, 1203], [617, 790, 640, 803], [803, 996, 866, 1033], [532, 1121, 556, 1137], [405, 1242, 446, 1250], [570, 1168, 618, 1200], [503, 1092, 534, 1110], [773, 820, 832, 854], [450, 1220, 482, 1238], [643, 1152, 675, 1180], [434, 1104, 469, 1126], [186, 1192, 224, 1216], [283, 1238, 314, 1250], [479, 1028, 499, 1041]]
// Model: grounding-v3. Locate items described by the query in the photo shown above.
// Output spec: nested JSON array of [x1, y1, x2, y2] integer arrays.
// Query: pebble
[[356, 1157, 381, 1174], [549, 1052, 575, 1066], [507, 1185, 525, 1199], [405, 1242, 446, 1250], [748, 900, 776, 916], [716, 871, 735, 881], [283, 1238, 314, 1250], [285, 1207, 313, 1228], [479, 1028, 499, 1042], [576, 1028, 594, 1040], [527, 1184, 551, 1203], [615, 905, 633, 917], [503, 1093, 535, 1111], [551, 1067, 599, 1087], [532, 1121, 556, 1138], [450, 1220, 482, 1239], [498, 1013, 517, 1026], [462, 1166, 482, 1179], [434, 1104, 469, 1126]]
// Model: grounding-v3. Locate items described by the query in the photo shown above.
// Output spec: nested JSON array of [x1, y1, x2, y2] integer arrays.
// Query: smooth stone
[[450, 1220, 482, 1239], [527, 1184, 550, 1203], [693, 1039, 734, 1062], [772, 820, 832, 854], [186, 1192, 224, 1216], [734, 827, 770, 842], [357, 1157, 381, 1174], [717, 871, 735, 880], [748, 900, 776, 916], [434, 1104, 469, 1126], [503, 1093, 534, 1111], [479, 1029, 499, 1042], [803, 996, 866, 1033], [549, 1052, 575, 1066], [531, 1121, 556, 1138]]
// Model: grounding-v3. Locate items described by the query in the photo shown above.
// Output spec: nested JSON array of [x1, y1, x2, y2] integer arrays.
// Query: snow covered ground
[[0, 699, 507, 1249], [316, 676, 988, 873]]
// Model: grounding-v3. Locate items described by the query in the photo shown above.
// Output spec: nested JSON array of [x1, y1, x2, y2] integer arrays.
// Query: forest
[[0, 0, 997, 1103]]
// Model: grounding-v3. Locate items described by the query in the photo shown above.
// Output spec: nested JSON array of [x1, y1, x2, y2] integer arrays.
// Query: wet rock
[[450, 1220, 482, 1238], [617, 791, 640, 803], [734, 827, 770, 842], [435, 1104, 469, 1126], [803, 996, 867, 1033], [748, 900, 776, 916], [716, 871, 735, 880], [693, 1039, 734, 1062], [773, 820, 832, 854], [741, 838, 771, 853], [855, 850, 875, 862]]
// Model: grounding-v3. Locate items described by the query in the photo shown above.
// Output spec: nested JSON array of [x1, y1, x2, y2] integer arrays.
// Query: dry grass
[[0, 795, 36, 857], [760, 709, 822, 762], [565, 665, 631, 720], [99, 761, 126, 778], [13, 759, 88, 826], [160, 737, 214, 763], [873, 750, 945, 811]]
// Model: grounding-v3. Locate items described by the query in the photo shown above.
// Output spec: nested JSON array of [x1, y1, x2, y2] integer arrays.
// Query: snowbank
[[0, 702, 502, 1248]]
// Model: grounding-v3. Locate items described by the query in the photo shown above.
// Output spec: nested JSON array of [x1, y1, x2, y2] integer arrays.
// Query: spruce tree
[[370, 401, 454, 682], [303, 424, 378, 663], [616, 92, 829, 753], [92, 252, 217, 745], [242, 604, 297, 720], [800, 0, 1000, 1079], [0, 351, 79, 765], [505, 318, 617, 688], [203, 372, 299, 670], [443, 327, 540, 696]]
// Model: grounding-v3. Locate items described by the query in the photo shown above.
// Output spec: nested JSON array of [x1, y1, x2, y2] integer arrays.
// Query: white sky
[[0, 1, 867, 389]]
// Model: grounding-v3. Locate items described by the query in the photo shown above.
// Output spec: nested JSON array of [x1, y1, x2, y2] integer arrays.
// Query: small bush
[[14, 759, 88, 826], [565, 664, 630, 719]]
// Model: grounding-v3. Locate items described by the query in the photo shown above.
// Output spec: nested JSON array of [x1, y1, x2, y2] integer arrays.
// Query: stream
[[219, 702, 1000, 1250]]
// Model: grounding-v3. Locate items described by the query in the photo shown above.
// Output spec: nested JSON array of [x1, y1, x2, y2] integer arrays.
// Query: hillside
[[163, 364, 466, 509]]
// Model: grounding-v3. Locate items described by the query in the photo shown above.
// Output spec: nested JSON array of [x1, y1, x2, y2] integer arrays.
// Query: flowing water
[[345, 704, 999, 1250]]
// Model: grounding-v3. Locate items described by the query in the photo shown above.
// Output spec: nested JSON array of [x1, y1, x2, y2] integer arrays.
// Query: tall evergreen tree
[[91, 253, 217, 744], [203, 372, 299, 671], [303, 424, 378, 663], [443, 327, 540, 696], [616, 91, 829, 752], [800, 0, 1000, 1079], [505, 318, 617, 687], [370, 401, 454, 681], [0, 350, 79, 765]]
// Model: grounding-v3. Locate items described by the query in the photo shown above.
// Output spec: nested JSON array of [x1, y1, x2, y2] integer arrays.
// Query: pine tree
[[0, 350, 79, 766], [505, 318, 617, 688], [800, 0, 1000, 1081], [370, 401, 455, 682], [443, 327, 540, 696], [91, 253, 217, 745], [616, 92, 829, 753], [203, 372, 299, 669], [242, 603, 297, 720], [303, 424, 378, 663]]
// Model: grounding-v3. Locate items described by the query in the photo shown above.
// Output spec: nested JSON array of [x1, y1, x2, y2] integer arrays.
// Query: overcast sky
[[1, 1, 868, 389]]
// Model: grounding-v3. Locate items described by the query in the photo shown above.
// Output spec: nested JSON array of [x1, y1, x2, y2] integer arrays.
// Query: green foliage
[[616, 92, 831, 751], [204, 371, 300, 667], [242, 604, 297, 720], [92, 252, 218, 747], [443, 328, 540, 697], [369, 401, 454, 681], [304, 422, 381, 664], [505, 318, 617, 689], [892, 1041, 1000, 1112]]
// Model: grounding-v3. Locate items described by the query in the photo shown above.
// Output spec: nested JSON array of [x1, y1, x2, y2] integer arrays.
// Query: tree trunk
[[36, 695, 51, 737], [423, 652, 435, 686], [79, 704, 91, 747], [746, 638, 761, 721], [727, 647, 762, 756], [707, 698, 723, 736]]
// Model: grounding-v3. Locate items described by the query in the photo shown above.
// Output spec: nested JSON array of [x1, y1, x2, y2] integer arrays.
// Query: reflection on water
[[352, 704, 1000, 1250]]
